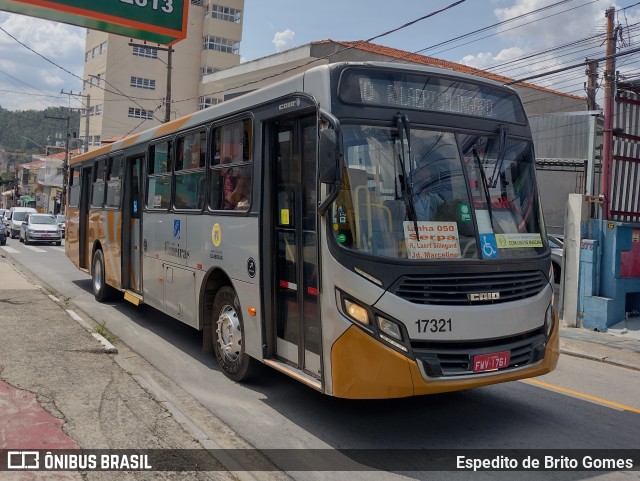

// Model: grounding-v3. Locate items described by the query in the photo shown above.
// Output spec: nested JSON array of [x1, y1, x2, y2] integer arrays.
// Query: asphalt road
[[2, 239, 639, 481]]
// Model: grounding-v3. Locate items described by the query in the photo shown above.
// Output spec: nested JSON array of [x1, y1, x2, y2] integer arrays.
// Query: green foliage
[[0, 107, 80, 153]]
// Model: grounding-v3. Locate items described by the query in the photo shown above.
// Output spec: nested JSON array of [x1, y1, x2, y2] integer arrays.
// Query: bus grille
[[412, 329, 546, 378], [391, 270, 547, 305]]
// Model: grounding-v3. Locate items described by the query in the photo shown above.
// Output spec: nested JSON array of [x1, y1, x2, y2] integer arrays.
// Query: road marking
[[0, 245, 20, 254], [524, 378, 640, 414], [22, 245, 47, 253]]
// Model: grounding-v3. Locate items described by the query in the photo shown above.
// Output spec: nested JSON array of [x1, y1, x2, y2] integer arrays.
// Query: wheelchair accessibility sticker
[[480, 233, 499, 259]]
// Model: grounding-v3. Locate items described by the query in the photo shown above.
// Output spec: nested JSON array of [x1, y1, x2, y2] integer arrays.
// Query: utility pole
[[45, 111, 71, 215], [128, 41, 174, 123], [585, 59, 599, 110], [61, 90, 90, 153], [601, 6, 616, 220]]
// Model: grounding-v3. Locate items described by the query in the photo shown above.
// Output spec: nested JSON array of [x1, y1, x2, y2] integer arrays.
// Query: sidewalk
[[0, 257, 286, 480], [1, 257, 639, 478]]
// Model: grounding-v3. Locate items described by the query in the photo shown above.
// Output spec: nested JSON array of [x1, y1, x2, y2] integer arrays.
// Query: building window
[[201, 66, 217, 77], [198, 96, 220, 110], [95, 105, 103, 116], [99, 41, 107, 54], [207, 4, 242, 23], [128, 108, 154, 120], [130, 76, 156, 90], [132, 45, 158, 59], [203, 36, 239, 55], [88, 106, 95, 117], [85, 51, 90, 62], [92, 73, 105, 87], [94, 135, 101, 146]]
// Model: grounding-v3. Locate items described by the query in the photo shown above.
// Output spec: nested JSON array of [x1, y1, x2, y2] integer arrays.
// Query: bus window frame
[[68, 166, 81, 209], [104, 153, 124, 210], [208, 116, 254, 214], [173, 126, 209, 213], [145, 138, 174, 212], [90, 157, 107, 209]]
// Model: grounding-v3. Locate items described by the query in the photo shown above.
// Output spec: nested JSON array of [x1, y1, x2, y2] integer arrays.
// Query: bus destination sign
[[0, 0, 187, 45], [339, 68, 526, 123]]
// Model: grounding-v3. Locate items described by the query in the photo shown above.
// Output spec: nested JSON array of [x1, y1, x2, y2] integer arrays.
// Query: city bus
[[66, 62, 559, 399]]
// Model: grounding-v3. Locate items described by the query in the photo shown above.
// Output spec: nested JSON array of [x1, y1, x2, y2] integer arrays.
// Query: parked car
[[19, 213, 62, 246], [548, 234, 564, 284], [5, 206, 37, 239], [55, 214, 66, 238], [0, 221, 6, 246]]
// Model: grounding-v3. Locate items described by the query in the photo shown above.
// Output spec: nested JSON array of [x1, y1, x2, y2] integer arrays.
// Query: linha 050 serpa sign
[[0, 0, 187, 45]]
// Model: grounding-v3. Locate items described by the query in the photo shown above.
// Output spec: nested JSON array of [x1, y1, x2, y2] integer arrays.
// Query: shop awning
[[20, 195, 35, 202]]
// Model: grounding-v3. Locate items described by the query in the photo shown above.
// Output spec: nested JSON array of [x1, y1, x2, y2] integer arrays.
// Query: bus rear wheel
[[212, 286, 256, 382], [92, 249, 116, 302]]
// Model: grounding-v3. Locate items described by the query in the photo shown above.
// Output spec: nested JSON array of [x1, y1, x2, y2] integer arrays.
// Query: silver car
[[548, 234, 563, 284], [19, 213, 62, 246]]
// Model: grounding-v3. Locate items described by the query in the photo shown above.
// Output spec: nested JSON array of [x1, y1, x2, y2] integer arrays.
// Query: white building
[[80, 0, 244, 148]]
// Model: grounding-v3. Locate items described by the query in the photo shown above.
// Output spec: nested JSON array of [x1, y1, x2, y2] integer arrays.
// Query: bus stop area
[[0, 255, 639, 476]]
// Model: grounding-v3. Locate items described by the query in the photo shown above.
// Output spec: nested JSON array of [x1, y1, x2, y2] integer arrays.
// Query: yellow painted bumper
[[330, 315, 560, 399]]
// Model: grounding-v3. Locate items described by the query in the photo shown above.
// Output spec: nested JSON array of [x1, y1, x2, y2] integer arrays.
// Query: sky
[[1, 0, 640, 112]]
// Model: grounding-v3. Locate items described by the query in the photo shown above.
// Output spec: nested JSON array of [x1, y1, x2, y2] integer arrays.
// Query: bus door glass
[[273, 115, 321, 377], [122, 155, 143, 292], [79, 166, 93, 268]]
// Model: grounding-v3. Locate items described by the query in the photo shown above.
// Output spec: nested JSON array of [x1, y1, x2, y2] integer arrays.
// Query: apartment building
[[80, 0, 244, 149]]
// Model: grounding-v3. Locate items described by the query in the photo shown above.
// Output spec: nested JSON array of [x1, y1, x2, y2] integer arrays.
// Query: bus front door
[[122, 155, 143, 293], [272, 116, 322, 379]]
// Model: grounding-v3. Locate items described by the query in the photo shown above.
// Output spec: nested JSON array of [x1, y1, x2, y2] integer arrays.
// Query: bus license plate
[[473, 351, 510, 373]]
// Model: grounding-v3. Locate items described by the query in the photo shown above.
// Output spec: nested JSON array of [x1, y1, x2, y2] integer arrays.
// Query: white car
[[19, 213, 62, 246], [5, 206, 37, 239]]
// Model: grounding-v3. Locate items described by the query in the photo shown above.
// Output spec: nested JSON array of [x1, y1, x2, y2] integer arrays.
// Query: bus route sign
[[0, 0, 188, 45]]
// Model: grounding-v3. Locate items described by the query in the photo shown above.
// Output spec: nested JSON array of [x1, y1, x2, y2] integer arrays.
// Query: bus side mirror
[[319, 129, 337, 184]]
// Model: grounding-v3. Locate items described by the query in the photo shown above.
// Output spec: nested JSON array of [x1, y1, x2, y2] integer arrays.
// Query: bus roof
[[70, 61, 521, 165]]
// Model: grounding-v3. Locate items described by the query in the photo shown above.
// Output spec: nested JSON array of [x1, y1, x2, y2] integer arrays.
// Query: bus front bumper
[[330, 313, 560, 399]]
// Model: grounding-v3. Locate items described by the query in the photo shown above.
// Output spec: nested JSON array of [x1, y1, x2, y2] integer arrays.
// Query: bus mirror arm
[[318, 108, 343, 216], [318, 183, 340, 217]]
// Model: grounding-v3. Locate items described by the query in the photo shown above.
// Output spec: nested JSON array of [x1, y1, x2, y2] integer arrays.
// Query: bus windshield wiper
[[488, 125, 508, 188], [471, 145, 495, 231], [394, 113, 420, 238]]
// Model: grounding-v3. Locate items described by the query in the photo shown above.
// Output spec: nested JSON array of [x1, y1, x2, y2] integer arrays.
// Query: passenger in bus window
[[230, 166, 251, 210], [221, 157, 238, 209]]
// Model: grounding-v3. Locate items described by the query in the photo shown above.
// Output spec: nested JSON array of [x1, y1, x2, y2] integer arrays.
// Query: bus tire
[[92, 249, 115, 302], [212, 286, 257, 382]]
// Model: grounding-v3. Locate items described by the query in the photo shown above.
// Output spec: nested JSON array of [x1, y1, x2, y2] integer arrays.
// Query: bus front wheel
[[212, 286, 256, 382], [92, 249, 116, 302]]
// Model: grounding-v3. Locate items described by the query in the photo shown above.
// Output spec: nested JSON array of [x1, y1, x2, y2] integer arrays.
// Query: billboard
[[0, 0, 188, 45]]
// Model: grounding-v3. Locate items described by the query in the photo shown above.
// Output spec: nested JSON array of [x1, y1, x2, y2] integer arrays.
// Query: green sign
[[0, 0, 187, 45]]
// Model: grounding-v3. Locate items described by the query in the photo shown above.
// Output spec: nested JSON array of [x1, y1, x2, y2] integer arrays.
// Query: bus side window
[[175, 130, 207, 210], [210, 119, 252, 211], [146, 140, 172, 210]]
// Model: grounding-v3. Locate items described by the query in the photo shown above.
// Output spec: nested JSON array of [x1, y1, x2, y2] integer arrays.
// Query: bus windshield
[[331, 124, 545, 260]]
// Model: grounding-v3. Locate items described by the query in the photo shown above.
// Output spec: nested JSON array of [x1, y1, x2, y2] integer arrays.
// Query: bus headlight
[[377, 316, 408, 352], [343, 298, 371, 326], [377, 316, 402, 341]]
